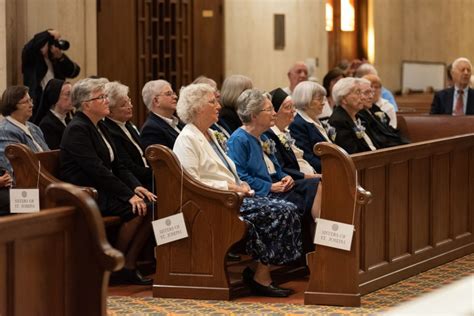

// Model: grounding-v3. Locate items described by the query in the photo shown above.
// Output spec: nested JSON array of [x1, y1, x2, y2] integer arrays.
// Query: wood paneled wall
[[373, 0, 474, 92]]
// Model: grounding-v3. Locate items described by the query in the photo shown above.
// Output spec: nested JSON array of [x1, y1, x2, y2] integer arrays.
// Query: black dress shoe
[[110, 268, 153, 286], [227, 252, 241, 261], [249, 279, 292, 297]]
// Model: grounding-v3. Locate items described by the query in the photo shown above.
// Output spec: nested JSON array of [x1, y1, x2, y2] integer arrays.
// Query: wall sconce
[[326, 1, 333, 31], [340, 0, 355, 32]]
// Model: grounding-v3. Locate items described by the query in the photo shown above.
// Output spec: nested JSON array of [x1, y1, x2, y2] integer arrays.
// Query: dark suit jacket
[[328, 106, 372, 154], [22, 30, 80, 115], [140, 113, 184, 150], [103, 118, 152, 189], [357, 106, 410, 148], [218, 107, 242, 134], [38, 111, 68, 149], [263, 129, 304, 180], [430, 87, 474, 115], [289, 113, 327, 173], [60, 112, 140, 209]]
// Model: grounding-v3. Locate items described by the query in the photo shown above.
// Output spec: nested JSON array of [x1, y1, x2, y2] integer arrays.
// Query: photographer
[[0, 168, 12, 215], [22, 29, 80, 120]]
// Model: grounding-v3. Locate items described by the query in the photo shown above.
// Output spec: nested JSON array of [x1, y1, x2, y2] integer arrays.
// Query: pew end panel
[[305, 143, 372, 307], [0, 183, 124, 316], [146, 145, 247, 300], [5, 143, 121, 228]]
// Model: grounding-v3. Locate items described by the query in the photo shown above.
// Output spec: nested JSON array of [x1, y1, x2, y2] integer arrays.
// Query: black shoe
[[110, 268, 153, 286], [242, 267, 255, 283], [227, 252, 241, 261], [249, 279, 293, 297]]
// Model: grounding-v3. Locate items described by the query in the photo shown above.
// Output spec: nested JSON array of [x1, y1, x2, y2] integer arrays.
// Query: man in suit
[[140, 80, 184, 149], [431, 57, 474, 115]]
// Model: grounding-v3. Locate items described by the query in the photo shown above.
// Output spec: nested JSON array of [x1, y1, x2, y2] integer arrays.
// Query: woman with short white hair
[[173, 83, 302, 298], [329, 77, 377, 154]]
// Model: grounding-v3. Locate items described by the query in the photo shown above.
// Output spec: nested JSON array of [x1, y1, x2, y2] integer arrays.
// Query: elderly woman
[[356, 78, 409, 148], [289, 81, 331, 173], [362, 74, 397, 128], [328, 77, 377, 154], [174, 84, 301, 297], [0, 85, 49, 174], [32, 79, 74, 149], [263, 88, 319, 179], [227, 89, 321, 222], [60, 78, 156, 285], [140, 79, 183, 149], [219, 74, 253, 134], [103, 81, 152, 190]]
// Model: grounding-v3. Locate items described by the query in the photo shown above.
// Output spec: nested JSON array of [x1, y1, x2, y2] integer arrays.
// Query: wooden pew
[[146, 144, 248, 300], [305, 136, 474, 306], [397, 114, 474, 142], [0, 183, 124, 316], [395, 93, 433, 113], [5, 143, 121, 228]]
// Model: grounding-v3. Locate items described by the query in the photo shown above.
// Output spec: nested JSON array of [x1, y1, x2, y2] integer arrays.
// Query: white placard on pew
[[152, 213, 188, 246], [314, 218, 354, 251], [10, 188, 40, 213]]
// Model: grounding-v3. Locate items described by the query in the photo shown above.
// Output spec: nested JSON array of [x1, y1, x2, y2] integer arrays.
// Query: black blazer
[[140, 113, 184, 150], [22, 30, 80, 114], [59, 112, 140, 207], [430, 87, 474, 115], [263, 129, 304, 180], [103, 118, 152, 189], [218, 107, 242, 134], [38, 111, 69, 149], [357, 106, 410, 149], [328, 106, 372, 154], [289, 113, 327, 173]]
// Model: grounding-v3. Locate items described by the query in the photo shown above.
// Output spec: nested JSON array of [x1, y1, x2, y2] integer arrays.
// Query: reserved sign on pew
[[152, 213, 188, 246], [10, 188, 40, 213], [314, 218, 354, 251]]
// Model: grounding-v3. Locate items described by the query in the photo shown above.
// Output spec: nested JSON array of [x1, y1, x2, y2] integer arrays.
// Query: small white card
[[152, 212, 188, 246], [314, 218, 354, 251], [10, 188, 40, 213]]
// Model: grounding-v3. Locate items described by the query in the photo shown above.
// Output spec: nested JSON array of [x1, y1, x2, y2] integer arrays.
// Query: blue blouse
[[227, 128, 287, 196]]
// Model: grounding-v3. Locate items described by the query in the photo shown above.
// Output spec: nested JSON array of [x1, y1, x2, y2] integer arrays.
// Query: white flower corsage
[[277, 132, 295, 151], [374, 111, 387, 124], [354, 119, 367, 139], [261, 138, 276, 155], [213, 130, 228, 152], [322, 121, 337, 142]]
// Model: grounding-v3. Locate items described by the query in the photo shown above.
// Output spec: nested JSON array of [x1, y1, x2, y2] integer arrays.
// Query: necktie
[[454, 90, 464, 116]]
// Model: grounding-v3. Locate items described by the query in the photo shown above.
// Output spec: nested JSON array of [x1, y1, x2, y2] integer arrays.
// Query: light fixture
[[340, 0, 355, 32]]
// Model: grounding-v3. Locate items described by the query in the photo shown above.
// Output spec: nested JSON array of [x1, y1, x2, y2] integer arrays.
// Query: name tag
[[10, 189, 40, 213], [152, 213, 188, 246], [314, 218, 354, 251]]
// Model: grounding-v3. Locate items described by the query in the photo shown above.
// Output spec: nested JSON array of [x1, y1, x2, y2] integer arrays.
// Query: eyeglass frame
[[83, 94, 109, 103], [17, 97, 33, 105], [156, 91, 177, 98]]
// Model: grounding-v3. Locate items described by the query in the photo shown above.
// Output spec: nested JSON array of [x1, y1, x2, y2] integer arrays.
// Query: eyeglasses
[[157, 91, 177, 97], [84, 94, 108, 103], [312, 96, 326, 103], [260, 106, 274, 112], [119, 97, 133, 107], [18, 97, 33, 105], [362, 89, 375, 97]]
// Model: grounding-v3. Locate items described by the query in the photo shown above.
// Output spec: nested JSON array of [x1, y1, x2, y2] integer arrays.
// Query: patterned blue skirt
[[240, 196, 302, 265]]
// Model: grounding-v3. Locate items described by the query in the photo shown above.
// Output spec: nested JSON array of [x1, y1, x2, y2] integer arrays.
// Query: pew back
[[0, 183, 124, 316]]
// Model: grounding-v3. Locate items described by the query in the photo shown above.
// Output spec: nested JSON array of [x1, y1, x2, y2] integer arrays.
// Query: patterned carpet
[[107, 253, 473, 315]]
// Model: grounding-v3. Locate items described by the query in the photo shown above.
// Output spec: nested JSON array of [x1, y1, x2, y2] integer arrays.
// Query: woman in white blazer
[[173, 83, 302, 298]]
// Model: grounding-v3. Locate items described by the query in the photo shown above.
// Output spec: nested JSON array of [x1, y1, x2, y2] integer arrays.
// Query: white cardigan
[[173, 123, 239, 190]]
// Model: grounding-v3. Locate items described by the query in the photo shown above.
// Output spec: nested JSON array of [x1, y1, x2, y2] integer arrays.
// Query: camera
[[49, 38, 70, 51]]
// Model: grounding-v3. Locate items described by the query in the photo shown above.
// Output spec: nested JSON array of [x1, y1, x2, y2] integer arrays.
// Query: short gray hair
[[71, 77, 109, 111], [355, 63, 378, 78], [220, 75, 253, 110], [105, 81, 129, 109], [142, 79, 171, 110], [192, 76, 217, 89], [176, 84, 214, 124], [452, 57, 472, 71], [292, 81, 327, 111], [236, 89, 267, 124], [332, 77, 358, 106]]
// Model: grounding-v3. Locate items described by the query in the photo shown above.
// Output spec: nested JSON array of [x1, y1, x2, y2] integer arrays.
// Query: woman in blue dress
[[227, 89, 322, 220], [173, 83, 302, 298]]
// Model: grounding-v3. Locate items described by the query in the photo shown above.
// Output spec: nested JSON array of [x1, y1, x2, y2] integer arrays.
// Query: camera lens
[[56, 39, 70, 51]]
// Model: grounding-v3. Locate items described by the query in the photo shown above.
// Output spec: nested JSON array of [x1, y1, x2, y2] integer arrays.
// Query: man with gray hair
[[431, 57, 474, 115], [140, 79, 184, 149], [283, 61, 309, 95], [355, 63, 398, 111]]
